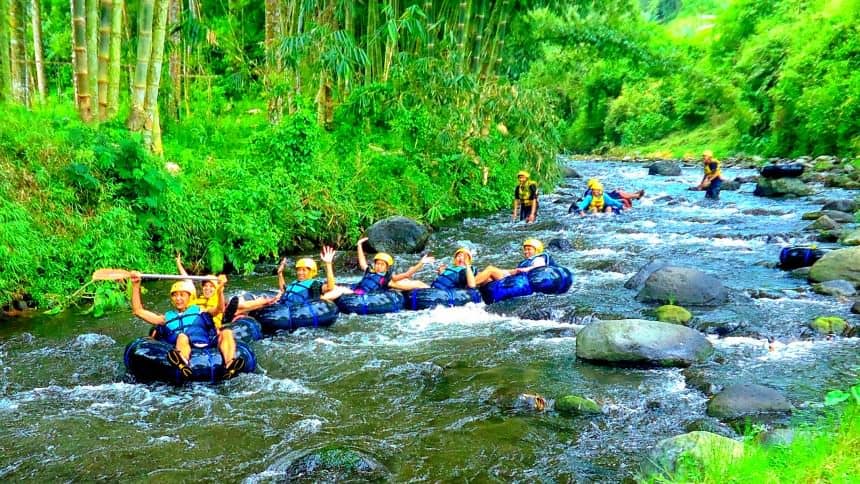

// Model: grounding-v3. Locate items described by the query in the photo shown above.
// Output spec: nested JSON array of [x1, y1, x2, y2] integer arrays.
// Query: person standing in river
[[694, 150, 724, 200], [513, 171, 538, 223]]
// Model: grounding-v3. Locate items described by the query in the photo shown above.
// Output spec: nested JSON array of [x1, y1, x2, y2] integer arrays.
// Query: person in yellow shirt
[[512, 171, 538, 223], [695, 150, 724, 200]]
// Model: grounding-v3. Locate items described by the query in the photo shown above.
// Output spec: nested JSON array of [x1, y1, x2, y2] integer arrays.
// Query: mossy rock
[[555, 395, 602, 416], [279, 447, 388, 481], [810, 316, 848, 335], [655, 304, 693, 325]]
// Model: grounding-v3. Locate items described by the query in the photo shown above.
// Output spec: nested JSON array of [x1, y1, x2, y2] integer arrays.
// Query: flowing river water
[[2, 159, 859, 481]]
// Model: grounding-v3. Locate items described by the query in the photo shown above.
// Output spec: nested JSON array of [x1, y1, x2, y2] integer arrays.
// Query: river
[[1, 159, 858, 481]]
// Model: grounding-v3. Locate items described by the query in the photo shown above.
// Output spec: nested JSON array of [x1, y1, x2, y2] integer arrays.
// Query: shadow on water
[[1, 159, 859, 481]]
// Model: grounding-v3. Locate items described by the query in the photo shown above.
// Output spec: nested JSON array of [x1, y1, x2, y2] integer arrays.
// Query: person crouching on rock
[[130, 272, 244, 380], [322, 237, 436, 300]]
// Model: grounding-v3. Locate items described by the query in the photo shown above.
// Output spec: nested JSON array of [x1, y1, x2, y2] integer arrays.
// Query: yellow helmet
[[374, 252, 394, 268], [295, 258, 318, 278], [703, 149, 714, 158], [170, 280, 196, 298], [454, 247, 473, 262], [523, 238, 544, 254], [591, 182, 604, 192], [517, 170, 530, 179], [586, 178, 600, 189]]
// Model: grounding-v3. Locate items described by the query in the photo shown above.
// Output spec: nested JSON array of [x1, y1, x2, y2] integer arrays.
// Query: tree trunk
[[96, 0, 112, 118], [141, 0, 169, 151], [365, 0, 379, 85], [456, 0, 472, 75], [9, 0, 31, 105], [71, 0, 92, 119], [470, 0, 487, 76], [381, 0, 398, 82], [481, 0, 509, 80], [0, 0, 12, 102], [264, 0, 283, 122], [107, 0, 122, 117], [86, 0, 98, 111], [167, 0, 180, 120], [127, 0, 154, 131], [31, 0, 46, 102]]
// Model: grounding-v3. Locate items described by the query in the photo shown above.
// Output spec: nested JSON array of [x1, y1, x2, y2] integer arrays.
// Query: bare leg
[[321, 286, 354, 301], [218, 329, 237, 366], [176, 333, 191, 363], [389, 279, 430, 290], [475, 266, 510, 285]]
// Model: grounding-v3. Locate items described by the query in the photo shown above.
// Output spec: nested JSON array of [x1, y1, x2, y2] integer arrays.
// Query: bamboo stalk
[[0, 0, 10, 102], [141, 0, 169, 150], [382, 0, 398, 82], [96, 0, 112, 119], [31, 0, 46, 101], [71, 0, 92, 119], [167, 0, 180, 120], [86, 0, 98, 112], [9, 0, 30, 105], [127, 0, 154, 131], [107, 0, 122, 117]]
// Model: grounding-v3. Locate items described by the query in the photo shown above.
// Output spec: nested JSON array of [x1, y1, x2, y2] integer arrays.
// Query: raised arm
[[320, 246, 337, 292], [130, 271, 165, 325], [207, 274, 227, 318], [277, 257, 287, 293], [176, 252, 188, 276], [392, 254, 435, 282], [464, 260, 477, 289], [357, 237, 369, 271]]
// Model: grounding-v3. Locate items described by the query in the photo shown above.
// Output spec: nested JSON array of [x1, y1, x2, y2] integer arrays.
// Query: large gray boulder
[[648, 161, 682, 176], [636, 266, 729, 306], [808, 246, 860, 286], [753, 177, 814, 198], [639, 431, 743, 481], [575, 319, 714, 367], [706, 384, 794, 422], [364, 216, 430, 253], [624, 259, 670, 290]]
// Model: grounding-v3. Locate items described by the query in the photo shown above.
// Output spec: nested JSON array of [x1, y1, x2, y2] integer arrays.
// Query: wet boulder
[[683, 419, 737, 438], [635, 266, 729, 306], [648, 161, 682, 176], [546, 238, 574, 252], [561, 166, 581, 178], [625, 259, 671, 290], [720, 178, 742, 191], [822, 199, 858, 213], [654, 304, 693, 325], [706, 384, 794, 425], [266, 447, 389, 481], [839, 228, 860, 246], [808, 246, 860, 285], [365, 216, 430, 253], [811, 280, 856, 297], [809, 316, 848, 336], [753, 177, 814, 198], [639, 431, 743, 481], [808, 215, 840, 231], [555, 395, 602, 416], [819, 210, 855, 223], [575, 319, 714, 367]]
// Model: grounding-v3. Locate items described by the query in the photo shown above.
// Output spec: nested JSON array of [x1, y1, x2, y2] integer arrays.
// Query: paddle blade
[[91, 268, 132, 281]]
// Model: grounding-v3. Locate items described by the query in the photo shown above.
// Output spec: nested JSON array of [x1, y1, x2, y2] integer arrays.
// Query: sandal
[[223, 357, 245, 380], [167, 349, 193, 378]]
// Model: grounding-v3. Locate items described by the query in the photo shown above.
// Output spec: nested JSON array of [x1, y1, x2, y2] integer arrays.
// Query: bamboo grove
[[0, 0, 544, 154]]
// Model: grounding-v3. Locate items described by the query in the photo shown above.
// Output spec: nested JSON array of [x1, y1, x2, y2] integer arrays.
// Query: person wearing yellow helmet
[[129, 270, 244, 380], [694, 149, 724, 200], [321, 237, 436, 300], [473, 238, 558, 284], [176, 253, 230, 328], [574, 180, 624, 216], [275, 248, 337, 304], [432, 247, 478, 289], [513, 170, 539, 224]]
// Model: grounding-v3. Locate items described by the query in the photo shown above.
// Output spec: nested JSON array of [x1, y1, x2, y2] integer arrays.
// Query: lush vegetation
[[645, 382, 860, 482], [2, 0, 860, 311]]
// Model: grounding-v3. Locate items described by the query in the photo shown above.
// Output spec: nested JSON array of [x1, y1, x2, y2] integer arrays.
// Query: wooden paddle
[[91, 268, 219, 282]]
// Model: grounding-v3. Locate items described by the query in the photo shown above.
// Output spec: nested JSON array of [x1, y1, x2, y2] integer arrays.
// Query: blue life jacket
[[281, 279, 318, 304], [354, 269, 390, 293], [431, 266, 476, 290], [517, 253, 557, 268], [160, 305, 215, 346]]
